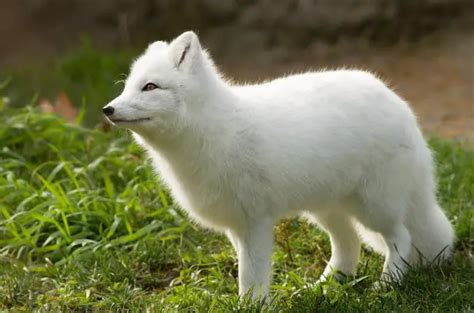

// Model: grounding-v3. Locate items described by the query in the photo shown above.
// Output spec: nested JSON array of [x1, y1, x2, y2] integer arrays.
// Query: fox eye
[[142, 82, 159, 91]]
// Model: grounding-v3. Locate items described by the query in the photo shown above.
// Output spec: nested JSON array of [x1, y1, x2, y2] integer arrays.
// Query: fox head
[[103, 31, 220, 139]]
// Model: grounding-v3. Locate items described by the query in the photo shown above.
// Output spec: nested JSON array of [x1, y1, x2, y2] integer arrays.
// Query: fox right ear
[[169, 31, 202, 73]]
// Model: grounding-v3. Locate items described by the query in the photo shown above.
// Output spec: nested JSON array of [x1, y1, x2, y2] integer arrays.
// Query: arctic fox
[[103, 31, 455, 298]]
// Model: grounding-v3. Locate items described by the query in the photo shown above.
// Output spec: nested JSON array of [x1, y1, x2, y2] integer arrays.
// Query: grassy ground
[[0, 48, 473, 311]]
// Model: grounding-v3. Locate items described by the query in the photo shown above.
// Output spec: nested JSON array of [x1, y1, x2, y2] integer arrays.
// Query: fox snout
[[101, 103, 153, 126], [102, 106, 115, 117]]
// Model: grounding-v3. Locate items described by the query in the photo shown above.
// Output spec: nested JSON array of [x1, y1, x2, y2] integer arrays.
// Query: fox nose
[[102, 106, 115, 116]]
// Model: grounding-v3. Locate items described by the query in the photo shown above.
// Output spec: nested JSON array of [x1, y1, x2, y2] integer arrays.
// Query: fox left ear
[[169, 31, 202, 73]]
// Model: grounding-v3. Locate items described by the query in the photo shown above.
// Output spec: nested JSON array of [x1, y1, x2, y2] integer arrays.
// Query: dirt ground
[[222, 27, 474, 146]]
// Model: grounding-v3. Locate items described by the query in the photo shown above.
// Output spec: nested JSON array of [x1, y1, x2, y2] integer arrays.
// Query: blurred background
[[1, 0, 473, 143]]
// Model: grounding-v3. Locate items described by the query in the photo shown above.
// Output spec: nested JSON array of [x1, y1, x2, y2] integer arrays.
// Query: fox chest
[[156, 162, 245, 230]]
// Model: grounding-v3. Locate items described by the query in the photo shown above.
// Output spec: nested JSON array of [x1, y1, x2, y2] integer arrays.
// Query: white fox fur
[[104, 31, 455, 298]]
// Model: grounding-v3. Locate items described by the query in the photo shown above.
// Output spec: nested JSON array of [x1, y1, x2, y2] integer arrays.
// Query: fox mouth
[[109, 117, 152, 124]]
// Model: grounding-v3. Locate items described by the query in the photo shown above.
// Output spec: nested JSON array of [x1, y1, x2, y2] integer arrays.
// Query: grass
[[0, 44, 473, 311], [4, 36, 137, 127]]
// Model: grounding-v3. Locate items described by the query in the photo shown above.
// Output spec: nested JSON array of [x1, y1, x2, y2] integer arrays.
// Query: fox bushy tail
[[358, 145, 455, 265]]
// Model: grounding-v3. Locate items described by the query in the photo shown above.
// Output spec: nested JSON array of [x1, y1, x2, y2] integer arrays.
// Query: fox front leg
[[229, 217, 274, 299]]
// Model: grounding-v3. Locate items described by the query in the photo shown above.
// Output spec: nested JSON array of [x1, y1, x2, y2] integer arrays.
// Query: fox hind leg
[[307, 212, 361, 282], [379, 223, 412, 282]]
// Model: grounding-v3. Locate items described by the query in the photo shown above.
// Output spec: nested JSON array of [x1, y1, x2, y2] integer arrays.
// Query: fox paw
[[316, 269, 354, 284]]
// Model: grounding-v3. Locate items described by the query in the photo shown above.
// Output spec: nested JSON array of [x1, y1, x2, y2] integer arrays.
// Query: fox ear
[[169, 31, 202, 73]]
